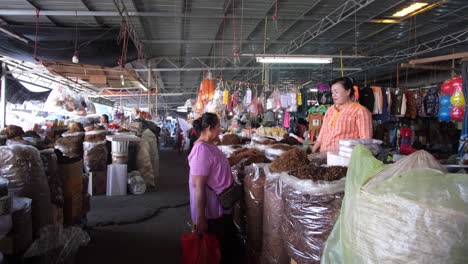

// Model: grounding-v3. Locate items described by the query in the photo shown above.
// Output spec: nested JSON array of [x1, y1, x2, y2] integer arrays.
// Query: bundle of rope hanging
[[117, 21, 130, 68]]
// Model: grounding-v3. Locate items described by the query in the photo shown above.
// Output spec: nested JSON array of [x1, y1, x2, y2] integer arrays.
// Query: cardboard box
[[88, 171, 107, 196], [60, 161, 83, 198], [52, 205, 63, 225], [63, 193, 82, 225]]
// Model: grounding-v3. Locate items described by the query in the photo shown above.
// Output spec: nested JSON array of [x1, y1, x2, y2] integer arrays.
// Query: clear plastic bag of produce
[[280, 168, 346, 264], [127, 171, 146, 195], [24, 225, 90, 264], [83, 140, 108, 173], [261, 165, 289, 264], [0, 145, 53, 236], [322, 146, 468, 264], [244, 163, 268, 253], [136, 139, 155, 188]]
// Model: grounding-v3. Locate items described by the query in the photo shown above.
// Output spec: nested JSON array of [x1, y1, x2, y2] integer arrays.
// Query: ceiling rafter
[[24, 0, 62, 27], [79, 0, 106, 27], [230, 0, 325, 80], [239, 0, 377, 82], [352, 28, 468, 73]]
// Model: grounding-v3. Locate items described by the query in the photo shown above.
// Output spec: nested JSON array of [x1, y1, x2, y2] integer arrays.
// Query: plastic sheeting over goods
[[322, 146, 468, 264]]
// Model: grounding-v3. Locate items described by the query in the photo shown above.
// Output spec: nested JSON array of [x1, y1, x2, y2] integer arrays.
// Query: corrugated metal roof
[[0, 0, 467, 107]]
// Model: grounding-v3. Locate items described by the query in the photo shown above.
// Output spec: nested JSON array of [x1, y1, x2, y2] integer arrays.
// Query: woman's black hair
[[101, 114, 109, 123], [193, 113, 219, 134], [331, 76, 355, 98]]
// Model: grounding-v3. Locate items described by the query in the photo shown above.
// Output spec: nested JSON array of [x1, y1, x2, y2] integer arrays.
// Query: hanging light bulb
[[120, 74, 125, 86], [72, 50, 79, 63]]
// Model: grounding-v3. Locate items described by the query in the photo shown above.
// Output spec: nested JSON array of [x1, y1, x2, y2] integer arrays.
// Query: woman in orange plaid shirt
[[312, 77, 373, 153]]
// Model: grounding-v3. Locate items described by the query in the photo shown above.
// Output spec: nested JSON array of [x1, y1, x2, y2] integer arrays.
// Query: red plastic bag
[[181, 233, 221, 264]]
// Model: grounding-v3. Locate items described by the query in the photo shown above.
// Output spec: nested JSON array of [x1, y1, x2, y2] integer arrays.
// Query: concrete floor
[[76, 149, 191, 264]]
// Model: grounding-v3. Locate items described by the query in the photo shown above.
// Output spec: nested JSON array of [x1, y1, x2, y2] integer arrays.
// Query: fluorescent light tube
[[392, 2, 428, 17], [159, 93, 184, 97], [139, 83, 148, 91], [256, 56, 333, 64]]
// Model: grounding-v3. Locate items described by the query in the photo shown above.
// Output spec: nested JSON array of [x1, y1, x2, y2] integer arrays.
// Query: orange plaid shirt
[[317, 102, 373, 153]]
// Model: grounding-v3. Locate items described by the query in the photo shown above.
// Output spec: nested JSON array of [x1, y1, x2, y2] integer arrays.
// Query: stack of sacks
[[328, 139, 382, 166], [83, 126, 108, 173], [338, 139, 382, 158], [54, 123, 85, 159]]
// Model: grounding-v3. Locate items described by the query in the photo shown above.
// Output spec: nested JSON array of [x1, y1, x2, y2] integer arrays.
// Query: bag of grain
[[322, 146, 468, 264]]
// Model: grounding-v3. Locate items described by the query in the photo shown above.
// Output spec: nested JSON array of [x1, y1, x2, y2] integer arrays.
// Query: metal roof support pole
[[0, 62, 6, 128], [148, 61, 152, 115]]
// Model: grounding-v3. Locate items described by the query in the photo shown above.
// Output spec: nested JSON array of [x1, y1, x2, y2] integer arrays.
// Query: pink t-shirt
[[188, 141, 233, 224]]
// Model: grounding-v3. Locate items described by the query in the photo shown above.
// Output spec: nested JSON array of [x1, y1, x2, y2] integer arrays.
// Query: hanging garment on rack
[[386, 88, 392, 113], [404, 91, 417, 119], [390, 89, 404, 116], [415, 90, 426, 117], [424, 88, 440, 117], [307, 113, 323, 140], [359, 86, 375, 112], [371, 86, 383, 114], [401, 93, 407, 116], [354, 85, 360, 100], [374, 87, 392, 123]]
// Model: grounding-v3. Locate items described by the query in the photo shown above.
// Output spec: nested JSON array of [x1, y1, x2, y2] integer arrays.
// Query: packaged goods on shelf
[[322, 147, 468, 264]]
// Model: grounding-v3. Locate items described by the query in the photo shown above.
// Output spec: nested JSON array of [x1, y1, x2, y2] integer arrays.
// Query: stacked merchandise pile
[[0, 122, 92, 262], [327, 139, 382, 166], [83, 126, 108, 196]]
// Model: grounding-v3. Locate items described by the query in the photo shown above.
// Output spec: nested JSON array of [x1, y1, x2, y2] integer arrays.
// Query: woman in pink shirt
[[188, 113, 251, 263]]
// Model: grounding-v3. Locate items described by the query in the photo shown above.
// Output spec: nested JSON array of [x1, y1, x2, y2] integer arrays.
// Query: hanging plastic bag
[[181, 233, 221, 264], [127, 171, 146, 195], [244, 88, 253, 105], [248, 97, 259, 116], [322, 146, 468, 264], [223, 89, 229, 105], [280, 93, 290, 108]]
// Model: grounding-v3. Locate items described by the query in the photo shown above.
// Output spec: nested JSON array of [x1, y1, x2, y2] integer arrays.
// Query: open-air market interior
[[0, 0, 468, 263]]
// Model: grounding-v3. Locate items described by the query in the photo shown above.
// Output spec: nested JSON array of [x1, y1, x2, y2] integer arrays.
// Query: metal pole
[[155, 73, 158, 117], [147, 61, 152, 115], [0, 62, 6, 128]]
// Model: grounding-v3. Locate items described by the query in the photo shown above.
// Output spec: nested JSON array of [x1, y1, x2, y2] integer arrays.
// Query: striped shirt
[[317, 102, 373, 153]]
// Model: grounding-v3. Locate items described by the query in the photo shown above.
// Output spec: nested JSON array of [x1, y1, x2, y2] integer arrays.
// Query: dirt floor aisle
[[76, 148, 191, 264]]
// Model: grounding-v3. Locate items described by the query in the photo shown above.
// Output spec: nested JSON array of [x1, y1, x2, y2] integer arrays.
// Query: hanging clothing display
[[424, 88, 440, 117], [415, 90, 426, 117], [371, 86, 383, 115], [404, 91, 417, 119], [307, 113, 323, 140], [359, 86, 375, 112], [390, 89, 404, 116]]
